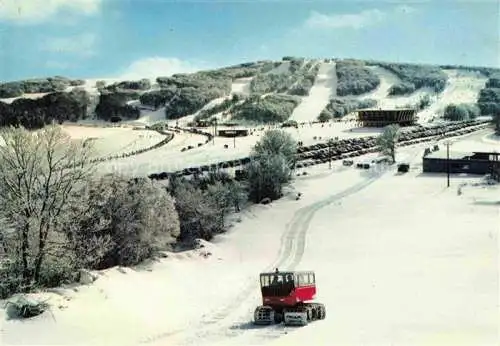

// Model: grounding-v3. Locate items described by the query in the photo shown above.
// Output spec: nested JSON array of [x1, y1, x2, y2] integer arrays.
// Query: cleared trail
[[290, 62, 337, 123], [145, 166, 390, 346]]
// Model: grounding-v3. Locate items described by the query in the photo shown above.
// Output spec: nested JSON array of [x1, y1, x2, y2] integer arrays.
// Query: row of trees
[[317, 98, 377, 122], [0, 77, 85, 98], [0, 125, 296, 298], [476, 75, 500, 133], [443, 103, 480, 121], [249, 59, 318, 95], [194, 93, 243, 123], [0, 89, 95, 129], [231, 94, 301, 123], [376, 62, 448, 95], [288, 62, 320, 96], [336, 60, 381, 96]]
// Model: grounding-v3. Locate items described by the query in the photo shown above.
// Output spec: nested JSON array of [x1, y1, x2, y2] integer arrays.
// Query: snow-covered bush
[[376, 124, 401, 163], [443, 103, 480, 121], [169, 172, 247, 244], [245, 130, 296, 202], [65, 174, 180, 269]]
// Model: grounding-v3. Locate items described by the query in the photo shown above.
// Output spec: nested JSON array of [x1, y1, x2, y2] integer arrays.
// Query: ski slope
[[2, 129, 498, 346], [289, 62, 337, 123], [356, 65, 401, 103], [363, 66, 435, 110], [416, 69, 488, 123], [231, 77, 253, 95]]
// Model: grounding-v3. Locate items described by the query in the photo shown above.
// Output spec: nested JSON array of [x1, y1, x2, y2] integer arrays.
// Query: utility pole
[[446, 141, 450, 188], [328, 139, 333, 169], [213, 119, 217, 145]]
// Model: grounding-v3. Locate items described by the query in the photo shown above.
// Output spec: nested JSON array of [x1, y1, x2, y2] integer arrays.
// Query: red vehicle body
[[254, 269, 326, 326]]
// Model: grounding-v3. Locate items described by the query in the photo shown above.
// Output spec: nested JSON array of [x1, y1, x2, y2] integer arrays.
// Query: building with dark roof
[[423, 150, 500, 176], [357, 109, 416, 127]]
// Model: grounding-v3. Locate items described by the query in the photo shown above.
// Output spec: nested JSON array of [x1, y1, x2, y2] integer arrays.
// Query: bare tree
[[376, 124, 401, 163], [0, 125, 95, 287]]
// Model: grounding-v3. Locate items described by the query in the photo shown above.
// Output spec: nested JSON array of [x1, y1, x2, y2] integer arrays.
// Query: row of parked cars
[[147, 119, 489, 181]]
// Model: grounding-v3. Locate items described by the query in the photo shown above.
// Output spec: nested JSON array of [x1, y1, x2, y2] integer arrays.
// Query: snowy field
[[96, 121, 387, 176], [62, 124, 167, 159], [95, 118, 493, 176], [1, 130, 498, 346]]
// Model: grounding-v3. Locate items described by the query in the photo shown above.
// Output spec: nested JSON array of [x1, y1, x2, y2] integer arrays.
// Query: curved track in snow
[[143, 166, 391, 346]]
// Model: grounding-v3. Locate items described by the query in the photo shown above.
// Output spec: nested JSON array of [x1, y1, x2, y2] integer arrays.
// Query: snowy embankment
[[415, 69, 488, 123], [289, 62, 337, 123], [2, 130, 498, 346]]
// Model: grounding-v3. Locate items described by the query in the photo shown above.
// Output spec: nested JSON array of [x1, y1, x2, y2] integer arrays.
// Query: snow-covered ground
[[231, 77, 253, 96], [267, 61, 291, 75], [289, 62, 337, 123], [91, 116, 493, 176], [95, 121, 387, 176], [127, 107, 169, 126], [62, 124, 166, 159], [2, 130, 498, 346]]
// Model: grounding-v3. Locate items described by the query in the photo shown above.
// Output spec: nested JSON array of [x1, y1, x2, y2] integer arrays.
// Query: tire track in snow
[[142, 136, 474, 345], [142, 168, 390, 345]]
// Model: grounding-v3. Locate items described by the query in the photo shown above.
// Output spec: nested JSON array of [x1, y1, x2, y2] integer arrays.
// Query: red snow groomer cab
[[253, 269, 326, 326]]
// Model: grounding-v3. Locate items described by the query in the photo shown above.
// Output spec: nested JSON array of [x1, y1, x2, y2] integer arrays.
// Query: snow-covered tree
[[376, 124, 401, 163]]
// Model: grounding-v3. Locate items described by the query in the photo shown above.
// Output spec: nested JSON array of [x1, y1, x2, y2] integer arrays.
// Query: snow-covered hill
[[1, 58, 498, 346], [2, 129, 498, 346]]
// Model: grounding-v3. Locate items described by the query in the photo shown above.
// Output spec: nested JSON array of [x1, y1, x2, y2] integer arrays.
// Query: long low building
[[423, 150, 500, 175], [357, 109, 416, 127]]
